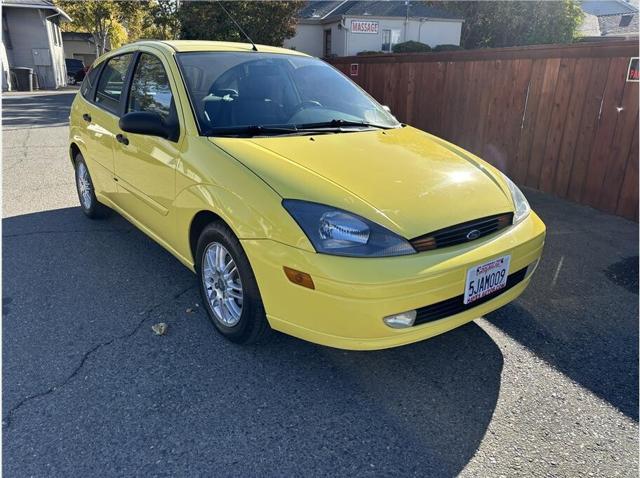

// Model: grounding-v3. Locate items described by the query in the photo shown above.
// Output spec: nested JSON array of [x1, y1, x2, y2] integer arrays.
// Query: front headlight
[[500, 172, 530, 224], [282, 200, 416, 257]]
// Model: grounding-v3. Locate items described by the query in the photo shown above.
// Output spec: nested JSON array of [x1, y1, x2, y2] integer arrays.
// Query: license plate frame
[[464, 255, 511, 305]]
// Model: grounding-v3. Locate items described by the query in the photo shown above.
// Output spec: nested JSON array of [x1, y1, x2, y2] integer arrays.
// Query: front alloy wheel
[[202, 242, 244, 327], [196, 222, 270, 344]]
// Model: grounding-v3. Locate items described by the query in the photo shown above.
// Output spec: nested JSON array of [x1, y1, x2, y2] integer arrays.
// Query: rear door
[[72, 54, 134, 199]]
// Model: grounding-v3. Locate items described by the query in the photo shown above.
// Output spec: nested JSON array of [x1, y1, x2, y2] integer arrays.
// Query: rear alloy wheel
[[196, 222, 270, 344], [74, 154, 108, 219]]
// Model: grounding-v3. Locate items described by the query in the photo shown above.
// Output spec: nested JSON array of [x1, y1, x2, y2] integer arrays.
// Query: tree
[[57, 1, 149, 56], [142, 0, 181, 40], [179, 1, 303, 46], [429, 1, 584, 49]]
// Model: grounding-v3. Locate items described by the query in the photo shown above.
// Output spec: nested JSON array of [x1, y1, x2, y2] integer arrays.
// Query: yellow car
[[69, 40, 545, 350]]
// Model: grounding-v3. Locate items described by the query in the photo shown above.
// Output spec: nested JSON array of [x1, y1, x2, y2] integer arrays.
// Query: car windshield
[[176, 51, 400, 135]]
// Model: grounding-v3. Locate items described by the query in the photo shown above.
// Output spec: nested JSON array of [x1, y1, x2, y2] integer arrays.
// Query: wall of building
[[45, 15, 66, 87], [3, 7, 66, 89], [286, 17, 462, 57], [284, 23, 325, 57], [344, 17, 462, 55], [408, 20, 463, 47], [344, 17, 404, 55], [63, 38, 98, 67], [327, 21, 347, 57]]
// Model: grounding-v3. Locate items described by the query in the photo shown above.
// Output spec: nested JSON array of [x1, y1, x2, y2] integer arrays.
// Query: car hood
[[210, 126, 514, 239]]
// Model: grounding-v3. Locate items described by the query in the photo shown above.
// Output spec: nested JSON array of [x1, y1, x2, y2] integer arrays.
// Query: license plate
[[464, 255, 511, 305]]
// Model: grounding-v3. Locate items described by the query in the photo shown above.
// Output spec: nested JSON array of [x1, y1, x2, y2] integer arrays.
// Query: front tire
[[196, 222, 270, 345], [74, 153, 108, 219]]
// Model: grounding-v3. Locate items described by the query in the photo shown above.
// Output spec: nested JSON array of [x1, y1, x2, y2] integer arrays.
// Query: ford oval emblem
[[466, 229, 481, 240]]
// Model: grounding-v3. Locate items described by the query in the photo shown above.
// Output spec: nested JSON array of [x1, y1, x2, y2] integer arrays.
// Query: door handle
[[116, 133, 129, 146], [82, 113, 91, 122]]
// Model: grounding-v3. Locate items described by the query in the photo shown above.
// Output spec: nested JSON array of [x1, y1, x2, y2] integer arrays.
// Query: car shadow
[[3, 206, 503, 476], [2, 92, 76, 129], [486, 189, 639, 421]]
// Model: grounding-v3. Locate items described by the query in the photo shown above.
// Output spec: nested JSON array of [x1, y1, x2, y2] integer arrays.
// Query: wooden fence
[[329, 40, 639, 221]]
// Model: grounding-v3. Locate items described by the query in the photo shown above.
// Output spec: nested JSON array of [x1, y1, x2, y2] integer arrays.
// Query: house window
[[620, 14, 633, 27], [381, 29, 401, 52], [49, 20, 59, 46], [381, 29, 391, 51], [2, 13, 12, 49], [324, 29, 332, 57]]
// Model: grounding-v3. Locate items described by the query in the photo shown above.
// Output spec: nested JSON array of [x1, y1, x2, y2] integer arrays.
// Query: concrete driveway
[[3, 92, 638, 477]]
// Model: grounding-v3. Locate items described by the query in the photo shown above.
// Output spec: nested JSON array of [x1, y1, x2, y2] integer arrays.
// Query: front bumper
[[242, 211, 546, 350]]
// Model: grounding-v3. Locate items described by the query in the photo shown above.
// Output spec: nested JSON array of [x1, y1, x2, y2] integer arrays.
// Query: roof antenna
[[216, 0, 258, 51]]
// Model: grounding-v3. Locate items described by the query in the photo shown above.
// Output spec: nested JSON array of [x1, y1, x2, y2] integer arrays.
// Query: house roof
[[2, 0, 71, 21], [580, 0, 637, 16], [297, 1, 462, 21], [579, 1, 639, 36], [297, 1, 345, 19]]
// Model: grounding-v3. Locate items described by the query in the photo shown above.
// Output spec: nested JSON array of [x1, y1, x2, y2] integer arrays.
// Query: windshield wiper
[[296, 119, 395, 130], [204, 125, 301, 137], [204, 119, 396, 137]]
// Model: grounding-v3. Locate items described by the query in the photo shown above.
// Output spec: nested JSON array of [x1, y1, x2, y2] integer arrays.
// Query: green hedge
[[392, 41, 431, 53], [433, 44, 464, 52]]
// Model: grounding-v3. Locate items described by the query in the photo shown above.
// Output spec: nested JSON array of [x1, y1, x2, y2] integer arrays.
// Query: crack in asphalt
[[2, 284, 197, 430]]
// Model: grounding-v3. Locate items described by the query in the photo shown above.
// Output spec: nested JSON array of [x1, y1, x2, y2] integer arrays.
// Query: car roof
[[131, 40, 310, 57]]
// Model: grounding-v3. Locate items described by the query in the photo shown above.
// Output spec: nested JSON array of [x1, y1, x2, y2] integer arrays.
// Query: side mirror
[[119, 111, 178, 142]]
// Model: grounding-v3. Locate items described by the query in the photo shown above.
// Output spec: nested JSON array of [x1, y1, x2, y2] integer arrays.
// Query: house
[[283, 1, 463, 57], [62, 31, 110, 68], [1, 0, 71, 90], [578, 0, 639, 37]]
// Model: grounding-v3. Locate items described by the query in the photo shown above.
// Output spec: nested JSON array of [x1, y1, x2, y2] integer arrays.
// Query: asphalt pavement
[[3, 91, 638, 477]]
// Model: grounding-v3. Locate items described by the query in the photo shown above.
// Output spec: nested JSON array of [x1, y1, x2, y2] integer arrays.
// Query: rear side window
[[127, 53, 174, 122], [95, 53, 133, 114], [80, 64, 100, 100]]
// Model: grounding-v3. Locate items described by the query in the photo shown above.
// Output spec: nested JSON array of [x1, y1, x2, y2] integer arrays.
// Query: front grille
[[410, 213, 513, 252], [413, 267, 527, 326]]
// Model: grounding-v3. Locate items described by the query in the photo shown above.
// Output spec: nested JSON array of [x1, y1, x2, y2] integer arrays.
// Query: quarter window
[[127, 53, 174, 122], [95, 53, 133, 114], [80, 64, 101, 100]]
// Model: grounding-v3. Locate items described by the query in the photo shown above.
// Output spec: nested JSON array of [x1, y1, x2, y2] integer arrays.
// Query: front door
[[324, 29, 332, 57], [112, 51, 182, 238]]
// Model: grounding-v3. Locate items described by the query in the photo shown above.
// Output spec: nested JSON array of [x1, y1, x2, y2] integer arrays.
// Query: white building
[[1, 0, 71, 90], [284, 1, 463, 57]]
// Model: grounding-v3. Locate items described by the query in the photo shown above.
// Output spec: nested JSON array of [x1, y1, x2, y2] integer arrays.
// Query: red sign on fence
[[627, 57, 639, 82]]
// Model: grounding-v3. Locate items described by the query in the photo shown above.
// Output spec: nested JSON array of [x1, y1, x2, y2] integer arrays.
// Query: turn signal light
[[283, 266, 315, 289]]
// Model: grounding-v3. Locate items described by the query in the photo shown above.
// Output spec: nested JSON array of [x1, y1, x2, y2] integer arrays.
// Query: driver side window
[[127, 53, 175, 124]]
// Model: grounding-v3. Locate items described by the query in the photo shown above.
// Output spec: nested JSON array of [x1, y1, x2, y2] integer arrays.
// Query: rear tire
[[74, 153, 108, 219], [196, 221, 270, 345]]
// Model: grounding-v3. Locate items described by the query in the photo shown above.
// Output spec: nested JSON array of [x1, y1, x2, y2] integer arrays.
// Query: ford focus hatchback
[[69, 41, 545, 350]]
